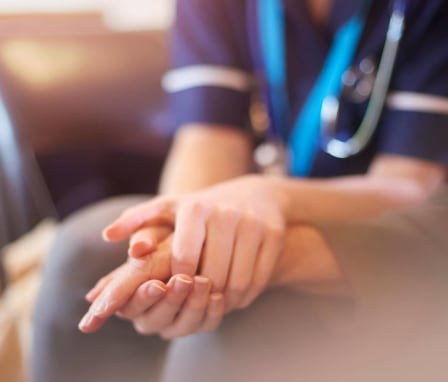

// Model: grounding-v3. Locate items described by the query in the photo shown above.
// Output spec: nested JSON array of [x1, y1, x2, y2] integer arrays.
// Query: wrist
[[271, 225, 347, 296], [264, 176, 295, 224]]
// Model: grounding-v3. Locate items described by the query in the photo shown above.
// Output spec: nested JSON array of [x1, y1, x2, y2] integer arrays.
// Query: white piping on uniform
[[162, 65, 254, 93], [387, 91, 448, 115]]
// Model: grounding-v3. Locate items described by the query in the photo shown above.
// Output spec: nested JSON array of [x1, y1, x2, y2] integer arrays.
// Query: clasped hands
[[79, 176, 287, 338]]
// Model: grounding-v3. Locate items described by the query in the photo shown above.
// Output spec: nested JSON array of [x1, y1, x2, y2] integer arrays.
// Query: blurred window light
[[0, 0, 108, 13], [0, 0, 175, 30], [0, 40, 83, 88], [104, 0, 175, 31]]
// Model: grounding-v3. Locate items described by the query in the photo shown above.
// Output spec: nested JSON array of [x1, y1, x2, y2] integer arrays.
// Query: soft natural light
[[0, 0, 175, 30]]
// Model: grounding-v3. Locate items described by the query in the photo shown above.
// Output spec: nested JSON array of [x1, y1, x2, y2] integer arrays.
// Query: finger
[[224, 215, 263, 311], [132, 275, 193, 335], [129, 226, 172, 258], [200, 208, 239, 292], [85, 269, 118, 303], [79, 313, 107, 334], [116, 280, 167, 319], [238, 227, 284, 309], [160, 276, 211, 339], [79, 256, 165, 332], [171, 202, 208, 275], [199, 293, 225, 333], [80, 236, 173, 333], [102, 197, 175, 242]]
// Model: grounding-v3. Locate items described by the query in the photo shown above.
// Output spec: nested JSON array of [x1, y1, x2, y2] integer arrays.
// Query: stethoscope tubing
[[322, 0, 407, 158]]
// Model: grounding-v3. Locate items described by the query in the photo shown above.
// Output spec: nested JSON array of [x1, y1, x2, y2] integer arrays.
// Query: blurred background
[[0, 0, 175, 250], [0, 4, 176, 378]]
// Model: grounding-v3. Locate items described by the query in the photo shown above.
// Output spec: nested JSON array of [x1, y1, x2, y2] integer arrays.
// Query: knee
[[45, 196, 146, 288], [34, 196, 147, 320]]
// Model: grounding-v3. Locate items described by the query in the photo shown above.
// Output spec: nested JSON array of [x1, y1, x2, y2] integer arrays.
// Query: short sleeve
[[163, 0, 254, 130], [377, 1, 448, 166]]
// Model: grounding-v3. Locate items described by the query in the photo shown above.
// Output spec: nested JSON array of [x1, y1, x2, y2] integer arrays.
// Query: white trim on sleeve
[[387, 92, 448, 115], [162, 65, 254, 93]]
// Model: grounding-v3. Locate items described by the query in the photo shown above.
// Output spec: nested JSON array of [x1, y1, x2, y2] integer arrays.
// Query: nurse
[[32, 1, 448, 381]]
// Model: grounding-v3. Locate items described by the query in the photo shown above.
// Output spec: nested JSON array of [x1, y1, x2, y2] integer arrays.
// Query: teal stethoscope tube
[[258, 0, 406, 176]]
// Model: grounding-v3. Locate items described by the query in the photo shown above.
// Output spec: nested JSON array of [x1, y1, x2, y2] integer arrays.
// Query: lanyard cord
[[257, 0, 290, 141], [258, 0, 371, 176]]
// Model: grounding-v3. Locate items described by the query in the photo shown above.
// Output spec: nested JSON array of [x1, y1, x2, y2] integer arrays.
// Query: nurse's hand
[[102, 175, 287, 311]]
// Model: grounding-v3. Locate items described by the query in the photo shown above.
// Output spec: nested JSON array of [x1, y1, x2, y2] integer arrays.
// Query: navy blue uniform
[[164, 0, 448, 177]]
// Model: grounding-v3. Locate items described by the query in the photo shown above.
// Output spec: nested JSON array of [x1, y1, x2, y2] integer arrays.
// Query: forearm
[[274, 175, 427, 224], [273, 156, 446, 224], [273, 187, 448, 297], [272, 224, 347, 296], [158, 124, 253, 195]]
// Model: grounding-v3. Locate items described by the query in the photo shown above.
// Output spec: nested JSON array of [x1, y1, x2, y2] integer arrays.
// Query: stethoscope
[[257, 0, 408, 175]]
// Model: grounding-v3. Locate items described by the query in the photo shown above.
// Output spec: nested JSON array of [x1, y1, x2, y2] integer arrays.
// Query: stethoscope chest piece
[[321, 56, 378, 152], [342, 57, 377, 104]]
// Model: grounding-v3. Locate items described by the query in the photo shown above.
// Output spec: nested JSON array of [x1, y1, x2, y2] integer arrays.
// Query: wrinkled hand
[[103, 175, 287, 311], [80, 226, 226, 336], [79, 227, 173, 332]]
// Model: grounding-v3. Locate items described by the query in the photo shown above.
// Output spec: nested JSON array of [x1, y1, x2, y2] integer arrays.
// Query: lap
[[32, 195, 170, 382], [163, 289, 354, 382], [33, 195, 444, 382]]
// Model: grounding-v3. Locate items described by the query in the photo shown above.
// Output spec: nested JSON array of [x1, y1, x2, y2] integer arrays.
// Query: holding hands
[[79, 175, 287, 336]]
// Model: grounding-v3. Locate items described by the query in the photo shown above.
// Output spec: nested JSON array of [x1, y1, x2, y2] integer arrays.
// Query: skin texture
[[78, 125, 446, 336]]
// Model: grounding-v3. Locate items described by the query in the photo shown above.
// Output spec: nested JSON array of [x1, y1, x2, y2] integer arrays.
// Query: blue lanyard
[[258, 0, 371, 176]]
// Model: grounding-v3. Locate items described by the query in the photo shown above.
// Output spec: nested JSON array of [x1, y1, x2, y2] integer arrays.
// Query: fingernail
[[194, 276, 209, 285], [147, 283, 166, 297], [210, 293, 223, 302], [194, 276, 210, 295], [174, 276, 193, 292], [78, 313, 92, 330]]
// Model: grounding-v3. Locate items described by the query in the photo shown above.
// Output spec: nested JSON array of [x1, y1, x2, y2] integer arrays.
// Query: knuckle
[[216, 206, 240, 225], [186, 200, 208, 216], [242, 213, 263, 232]]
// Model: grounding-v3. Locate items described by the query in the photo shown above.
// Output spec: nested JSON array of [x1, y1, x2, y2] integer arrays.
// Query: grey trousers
[[31, 191, 448, 382]]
